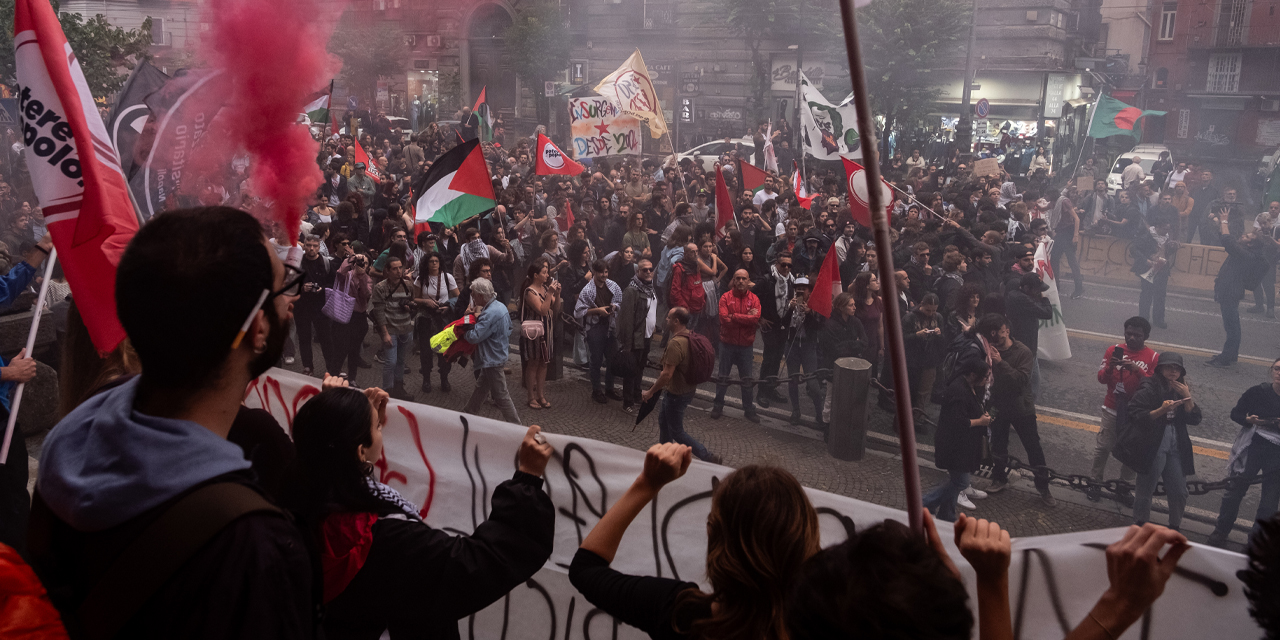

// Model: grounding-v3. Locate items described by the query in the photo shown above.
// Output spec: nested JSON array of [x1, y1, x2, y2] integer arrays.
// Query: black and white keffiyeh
[[459, 238, 488, 274], [365, 476, 423, 521]]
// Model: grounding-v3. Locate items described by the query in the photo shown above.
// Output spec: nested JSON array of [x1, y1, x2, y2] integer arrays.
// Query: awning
[[1066, 98, 1091, 108]]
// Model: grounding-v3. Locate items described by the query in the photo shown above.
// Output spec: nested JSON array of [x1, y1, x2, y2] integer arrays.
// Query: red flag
[[739, 160, 768, 195], [534, 133, 585, 176], [842, 158, 894, 228], [714, 164, 734, 234], [809, 243, 842, 318], [558, 199, 574, 232], [792, 160, 813, 209], [16, 0, 138, 354], [352, 138, 383, 184]]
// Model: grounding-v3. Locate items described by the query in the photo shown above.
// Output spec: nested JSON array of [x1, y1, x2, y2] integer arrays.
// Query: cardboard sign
[[973, 157, 1002, 177]]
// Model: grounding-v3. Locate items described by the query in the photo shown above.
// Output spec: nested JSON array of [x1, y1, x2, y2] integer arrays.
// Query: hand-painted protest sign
[[568, 97, 641, 159], [1034, 239, 1072, 361], [247, 369, 1257, 640]]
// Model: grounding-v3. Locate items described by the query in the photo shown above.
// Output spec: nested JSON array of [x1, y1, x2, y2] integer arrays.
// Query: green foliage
[[504, 1, 569, 124], [329, 12, 409, 104], [0, 0, 153, 101], [856, 0, 970, 131]]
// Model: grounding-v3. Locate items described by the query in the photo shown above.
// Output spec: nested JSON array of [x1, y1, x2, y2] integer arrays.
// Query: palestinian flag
[[1087, 94, 1166, 140], [352, 138, 384, 184], [412, 139, 495, 228], [473, 86, 493, 142], [301, 80, 333, 125], [739, 160, 768, 195]]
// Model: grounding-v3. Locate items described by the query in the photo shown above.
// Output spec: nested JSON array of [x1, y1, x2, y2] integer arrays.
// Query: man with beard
[[29, 208, 315, 637]]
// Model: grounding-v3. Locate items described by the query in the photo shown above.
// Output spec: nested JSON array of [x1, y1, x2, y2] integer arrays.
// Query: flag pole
[[0, 248, 57, 465], [1067, 91, 1103, 185], [836, 0, 924, 535]]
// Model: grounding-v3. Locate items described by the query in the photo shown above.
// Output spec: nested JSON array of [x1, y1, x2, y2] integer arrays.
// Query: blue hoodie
[[37, 377, 251, 532]]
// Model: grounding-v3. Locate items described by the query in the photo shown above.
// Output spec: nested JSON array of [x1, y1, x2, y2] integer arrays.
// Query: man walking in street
[[981, 314, 1057, 507], [575, 259, 624, 404], [371, 257, 416, 399], [754, 251, 795, 408], [1004, 272, 1053, 398], [1089, 317, 1157, 501], [711, 269, 762, 423], [617, 258, 658, 414], [643, 307, 721, 463], [348, 162, 377, 207], [295, 234, 336, 376], [463, 278, 521, 424], [1208, 222, 1273, 367]]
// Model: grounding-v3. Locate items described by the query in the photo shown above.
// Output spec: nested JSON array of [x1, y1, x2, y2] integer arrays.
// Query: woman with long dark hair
[[923, 359, 992, 522], [520, 257, 562, 409], [570, 445, 820, 640], [414, 252, 458, 393], [288, 385, 555, 639], [851, 272, 885, 372], [607, 245, 637, 291]]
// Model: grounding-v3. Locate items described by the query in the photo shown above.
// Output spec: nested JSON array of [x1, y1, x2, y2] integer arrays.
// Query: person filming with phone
[[1206, 356, 1280, 547], [1115, 353, 1200, 531]]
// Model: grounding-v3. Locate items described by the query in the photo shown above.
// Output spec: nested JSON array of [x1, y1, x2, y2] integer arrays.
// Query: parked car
[[667, 137, 756, 173], [1106, 144, 1172, 195]]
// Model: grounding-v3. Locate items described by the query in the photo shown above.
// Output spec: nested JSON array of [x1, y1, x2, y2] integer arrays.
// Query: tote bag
[[322, 272, 356, 324]]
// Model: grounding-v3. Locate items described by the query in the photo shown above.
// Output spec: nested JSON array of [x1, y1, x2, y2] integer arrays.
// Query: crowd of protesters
[[0, 101, 1273, 637]]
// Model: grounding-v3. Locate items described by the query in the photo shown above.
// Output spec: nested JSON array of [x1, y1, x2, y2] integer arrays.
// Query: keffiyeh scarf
[[771, 264, 794, 312], [365, 476, 423, 521], [630, 274, 656, 300], [460, 238, 488, 274]]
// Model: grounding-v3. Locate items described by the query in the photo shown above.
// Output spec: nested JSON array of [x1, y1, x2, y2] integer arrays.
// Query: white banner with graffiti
[[1035, 239, 1073, 361], [246, 369, 1255, 639], [568, 97, 642, 159]]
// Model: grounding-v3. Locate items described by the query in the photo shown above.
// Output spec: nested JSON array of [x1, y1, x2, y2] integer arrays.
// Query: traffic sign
[[975, 98, 990, 119]]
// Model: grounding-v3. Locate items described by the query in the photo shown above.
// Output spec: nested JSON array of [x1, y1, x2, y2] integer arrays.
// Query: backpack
[[931, 333, 982, 404], [680, 332, 716, 386]]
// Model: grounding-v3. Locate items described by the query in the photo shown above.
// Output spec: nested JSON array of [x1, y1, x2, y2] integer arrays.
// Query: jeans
[[990, 412, 1050, 493], [1050, 236, 1083, 293], [1139, 271, 1170, 325], [759, 329, 787, 396], [464, 367, 522, 424], [294, 305, 336, 373], [923, 470, 971, 523], [713, 343, 756, 414], [585, 323, 616, 393], [622, 341, 651, 406], [658, 390, 711, 460], [0, 419, 28, 556], [382, 331, 413, 389], [1209, 433, 1280, 546], [1219, 298, 1242, 363], [1090, 410, 1137, 484], [1253, 263, 1277, 310], [1133, 425, 1188, 530]]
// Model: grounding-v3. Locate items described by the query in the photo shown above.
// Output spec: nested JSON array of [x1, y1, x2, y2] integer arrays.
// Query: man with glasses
[[32, 208, 314, 635], [754, 252, 795, 408], [617, 258, 658, 413], [295, 234, 337, 377]]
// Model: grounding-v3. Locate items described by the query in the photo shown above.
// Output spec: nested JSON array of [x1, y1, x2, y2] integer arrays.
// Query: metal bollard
[[828, 357, 871, 461], [547, 317, 565, 381]]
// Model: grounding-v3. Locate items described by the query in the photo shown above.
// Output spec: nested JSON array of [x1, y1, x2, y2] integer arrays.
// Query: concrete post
[[548, 315, 565, 381], [827, 357, 871, 461]]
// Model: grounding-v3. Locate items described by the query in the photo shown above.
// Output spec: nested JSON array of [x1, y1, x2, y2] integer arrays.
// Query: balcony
[[1186, 21, 1280, 48], [643, 1, 675, 30]]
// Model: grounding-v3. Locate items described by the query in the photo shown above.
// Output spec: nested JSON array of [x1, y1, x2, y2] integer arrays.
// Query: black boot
[[439, 373, 452, 392]]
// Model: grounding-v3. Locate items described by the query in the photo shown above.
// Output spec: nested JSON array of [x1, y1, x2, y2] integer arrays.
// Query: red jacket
[[718, 289, 761, 346], [1097, 344, 1158, 412], [669, 262, 705, 315]]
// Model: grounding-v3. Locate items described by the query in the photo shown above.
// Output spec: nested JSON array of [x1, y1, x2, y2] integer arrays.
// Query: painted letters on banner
[[568, 97, 641, 159], [1034, 239, 1072, 361], [246, 368, 1255, 640]]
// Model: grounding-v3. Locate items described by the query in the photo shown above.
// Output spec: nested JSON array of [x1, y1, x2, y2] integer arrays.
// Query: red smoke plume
[[203, 0, 340, 242]]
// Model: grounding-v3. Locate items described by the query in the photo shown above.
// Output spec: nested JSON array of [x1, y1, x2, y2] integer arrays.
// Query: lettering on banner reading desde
[[18, 86, 83, 187]]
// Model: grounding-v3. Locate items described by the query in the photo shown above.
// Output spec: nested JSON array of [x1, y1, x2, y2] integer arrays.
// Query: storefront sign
[[1043, 74, 1068, 119], [770, 56, 830, 92], [1257, 119, 1280, 147]]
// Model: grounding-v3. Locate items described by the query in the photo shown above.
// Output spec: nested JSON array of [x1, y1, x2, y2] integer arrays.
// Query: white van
[[1106, 144, 1172, 195], [668, 137, 756, 173]]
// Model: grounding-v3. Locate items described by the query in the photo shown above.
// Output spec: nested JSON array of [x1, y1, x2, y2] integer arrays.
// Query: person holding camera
[[371, 257, 416, 400], [1207, 357, 1280, 547], [332, 238, 374, 374], [414, 252, 459, 393], [575, 259, 623, 405], [295, 234, 337, 377]]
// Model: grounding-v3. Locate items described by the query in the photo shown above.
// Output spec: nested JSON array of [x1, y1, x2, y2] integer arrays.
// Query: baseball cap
[[795, 277, 811, 286], [1019, 272, 1049, 292], [354, 162, 366, 170]]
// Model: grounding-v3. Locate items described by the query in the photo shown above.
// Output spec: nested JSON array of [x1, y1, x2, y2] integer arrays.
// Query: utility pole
[[955, 0, 979, 154]]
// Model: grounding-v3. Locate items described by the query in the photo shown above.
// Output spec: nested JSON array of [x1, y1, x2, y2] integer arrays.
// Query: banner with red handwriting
[[568, 97, 641, 159], [245, 369, 1256, 639]]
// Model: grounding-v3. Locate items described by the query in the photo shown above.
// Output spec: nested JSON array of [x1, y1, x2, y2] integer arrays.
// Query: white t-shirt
[[419, 272, 457, 304], [645, 295, 657, 338], [753, 190, 777, 206]]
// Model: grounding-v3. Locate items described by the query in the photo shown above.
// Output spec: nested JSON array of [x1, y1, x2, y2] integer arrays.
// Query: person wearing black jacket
[[923, 360, 991, 521], [290, 386, 555, 639], [980, 314, 1055, 506], [296, 235, 337, 376], [754, 252, 795, 407], [903, 294, 947, 420], [1004, 272, 1053, 398], [1117, 352, 1200, 530], [783, 278, 827, 427], [1209, 227, 1273, 367], [1206, 358, 1280, 547], [1130, 215, 1177, 329]]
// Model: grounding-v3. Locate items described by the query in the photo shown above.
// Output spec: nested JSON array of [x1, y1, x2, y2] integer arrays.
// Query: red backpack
[[680, 332, 716, 386]]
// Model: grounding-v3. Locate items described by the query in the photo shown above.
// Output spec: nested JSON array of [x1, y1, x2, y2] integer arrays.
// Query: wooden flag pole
[[836, 0, 924, 535], [0, 248, 57, 465]]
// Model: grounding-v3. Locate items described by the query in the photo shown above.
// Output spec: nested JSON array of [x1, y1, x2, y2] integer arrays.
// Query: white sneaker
[[284, 357, 295, 365], [956, 493, 977, 510], [965, 487, 988, 500]]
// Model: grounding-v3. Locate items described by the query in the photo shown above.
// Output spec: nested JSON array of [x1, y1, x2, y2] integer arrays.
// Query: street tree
[[857, 0, 970, 152], [0, 0, 152, 101], [328, 12, 409, 107], [504, 1, 570, 126]]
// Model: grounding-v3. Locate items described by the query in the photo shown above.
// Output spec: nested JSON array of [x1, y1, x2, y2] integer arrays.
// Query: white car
[[1106, 144, 1172, 195], [668, 137, 756, 173]]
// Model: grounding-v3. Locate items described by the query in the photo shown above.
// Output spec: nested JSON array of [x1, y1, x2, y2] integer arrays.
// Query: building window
[[1158, 3, 1176, 40], [1206, 52, 1241, 93], [1153, 67, 1169, 89]]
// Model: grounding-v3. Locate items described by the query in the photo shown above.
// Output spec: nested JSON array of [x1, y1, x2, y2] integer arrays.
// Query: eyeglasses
[[638, 267, 654, 273], [778, 263, 792, 269], [230, 264, 306, 350]]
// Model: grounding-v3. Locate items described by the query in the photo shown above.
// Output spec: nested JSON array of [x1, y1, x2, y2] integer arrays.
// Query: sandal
[[528, 400, 542, 410], [539, 398, 552, 409]]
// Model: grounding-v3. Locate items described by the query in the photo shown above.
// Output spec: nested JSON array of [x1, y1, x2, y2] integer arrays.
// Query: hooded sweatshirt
[[37, 376, 252, 532]]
